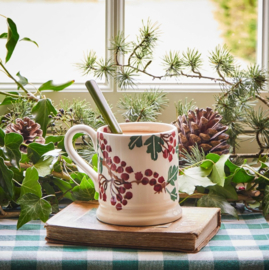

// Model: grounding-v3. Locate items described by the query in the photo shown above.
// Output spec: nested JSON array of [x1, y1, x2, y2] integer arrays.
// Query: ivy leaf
[[27, 142, 54, 164], [17, 193, 52, 229], [53, 178, 74, 201], [231, 168, 255, 184], [71, 176, 95, 201], [0, 157, 14, 197], [128, 136, 143, 150], [197, 193, 238, 218], [144, 135, 164, 161], [94, 191, 99, 200], [167, 165, 178, 186], [0, 128, 5, 147], [91, 153, 98, 167], [5, 18, 19, 63], [225, 159, 239, 174], [70, 172, 91, 185], [0, 186, 10, 206], [34, 156, 54, 177], [0, 92, 20, 105], [31, 99, 57, 137], [38, 80, 74, 91], [45, 135, 64, 145], [20, 37, 38, 47], [262, 186, 269, 217], [178, 167, 215, 194], [21, 153, 30, 164], [4, 132, 23, 169], [209, 154, 230, 187], [209, 175, 238, 200], [206, 153, 220, 163], [10, 167, 24, 183], [16, 72, 28, 89], [0, 32, 7, 39], [20, 167, 41, 198]]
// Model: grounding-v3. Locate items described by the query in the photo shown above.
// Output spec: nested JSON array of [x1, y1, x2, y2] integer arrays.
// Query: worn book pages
[[45, 201, 221, 253]]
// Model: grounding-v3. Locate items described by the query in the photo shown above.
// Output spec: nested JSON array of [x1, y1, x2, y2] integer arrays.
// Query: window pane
[[125, 0, 258, 82], [0, 0, 105, 83]]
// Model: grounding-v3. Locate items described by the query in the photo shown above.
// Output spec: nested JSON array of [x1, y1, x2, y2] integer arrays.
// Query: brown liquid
[[122, 130, 161, 135]]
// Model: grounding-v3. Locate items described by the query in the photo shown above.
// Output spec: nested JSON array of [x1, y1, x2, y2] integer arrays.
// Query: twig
[[0, 206, 20, 219], [230, 153, 269, 158], [4, 161, 71, 181], [255, 94, 269, 107], [243, 201, 262, 213], [0, 91, 25, 99], [0, 61, 38, 101]]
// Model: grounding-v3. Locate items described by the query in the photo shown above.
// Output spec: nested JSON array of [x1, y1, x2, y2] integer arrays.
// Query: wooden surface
[[45, 201, 221, 253]]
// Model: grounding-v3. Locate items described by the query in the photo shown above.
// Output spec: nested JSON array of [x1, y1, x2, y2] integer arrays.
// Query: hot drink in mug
[[64, 122, 182, 226]]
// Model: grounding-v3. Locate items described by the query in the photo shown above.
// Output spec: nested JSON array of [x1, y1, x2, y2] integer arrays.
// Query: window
[[0, 0, 106, 86], [0, 0, 268, 94]]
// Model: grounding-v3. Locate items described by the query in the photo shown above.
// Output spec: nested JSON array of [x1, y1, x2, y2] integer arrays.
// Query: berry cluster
[[160, 131, 177, 162], [97, 133, 168, 211]]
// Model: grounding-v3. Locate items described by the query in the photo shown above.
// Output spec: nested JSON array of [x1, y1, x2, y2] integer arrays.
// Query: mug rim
[[97, 122, 177, 136]]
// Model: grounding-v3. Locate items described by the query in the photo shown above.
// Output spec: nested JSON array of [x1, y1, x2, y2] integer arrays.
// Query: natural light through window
[[125, 0, 258, 82], [0, 0, 105, 83]]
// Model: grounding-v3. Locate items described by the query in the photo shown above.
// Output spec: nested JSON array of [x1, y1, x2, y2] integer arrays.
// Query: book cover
[[45, 201, 221, 253]]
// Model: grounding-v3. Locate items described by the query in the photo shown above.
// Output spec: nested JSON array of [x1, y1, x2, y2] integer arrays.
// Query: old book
[[45, 201, 221, 253]]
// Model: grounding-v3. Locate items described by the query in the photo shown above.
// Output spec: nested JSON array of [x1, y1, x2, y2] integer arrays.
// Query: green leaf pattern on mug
[[128, 136, 143, 150], [128, 133, 176, 162], [144, 135, 164, 161], [167, 165, 178, 186]]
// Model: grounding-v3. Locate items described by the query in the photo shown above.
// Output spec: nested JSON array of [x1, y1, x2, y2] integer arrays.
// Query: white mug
[[64, 122, 182, 226]]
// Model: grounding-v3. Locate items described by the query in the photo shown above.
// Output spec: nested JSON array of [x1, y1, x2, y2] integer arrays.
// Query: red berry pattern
[[97, 133, 175, 211], [159, 132, 177, 162]]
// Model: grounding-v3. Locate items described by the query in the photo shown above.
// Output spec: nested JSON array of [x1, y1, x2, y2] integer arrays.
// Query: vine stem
[[0, 91, 24, 99], [242, 164, 269, 181], [42, 194, 56, 200], [179, 159, 215, 172], [12, 178, 22, 186], [4, 161, 71, 181], [179, 193, 205, 204], [0, 61, 38, 101]]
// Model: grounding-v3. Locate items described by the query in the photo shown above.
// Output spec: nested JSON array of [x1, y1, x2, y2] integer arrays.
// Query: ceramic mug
[[64, 122, 182, 226]]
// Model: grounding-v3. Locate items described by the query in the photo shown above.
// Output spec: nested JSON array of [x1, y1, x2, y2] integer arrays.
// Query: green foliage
[[4, 132, 23, 168], [179, 153, 269, 218], [212, 0, 257, 63], [59, 98, 106, 130], [197, 193, 238, 218], [175, 98, 196, 118], [0, 16, 96, 229], [32, 99, 58, 137], [180, 144, 206, 166], [17, 193, 52, 229], [38, 80, 75, 92], [5, 18, 19, 63], [118, 89, 168, 122]]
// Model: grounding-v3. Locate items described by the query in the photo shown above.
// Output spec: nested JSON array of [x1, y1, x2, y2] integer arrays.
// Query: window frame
[[0, 0, 268, 94]]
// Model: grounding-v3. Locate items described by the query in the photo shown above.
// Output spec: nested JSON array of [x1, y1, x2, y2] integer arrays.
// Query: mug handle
[[64, 124, 99, 189]]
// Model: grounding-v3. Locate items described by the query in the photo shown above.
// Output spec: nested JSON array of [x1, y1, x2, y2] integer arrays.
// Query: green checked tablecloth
[[0, 213, 269, 270]]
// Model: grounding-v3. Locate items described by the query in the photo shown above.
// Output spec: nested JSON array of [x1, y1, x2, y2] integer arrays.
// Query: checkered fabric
[[0, 213, 269, 270]]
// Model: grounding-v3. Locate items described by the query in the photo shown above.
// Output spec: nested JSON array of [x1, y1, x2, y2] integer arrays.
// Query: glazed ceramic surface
[[64, 122, 182, 226]]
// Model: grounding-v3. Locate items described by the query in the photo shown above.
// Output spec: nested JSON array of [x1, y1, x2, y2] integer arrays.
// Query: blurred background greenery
[[212, 0, 258, 64]]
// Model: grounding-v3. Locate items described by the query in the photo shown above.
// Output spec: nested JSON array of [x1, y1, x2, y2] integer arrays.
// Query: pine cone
[[173, 107, 230, 159], [6, 117, 45, 152]]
